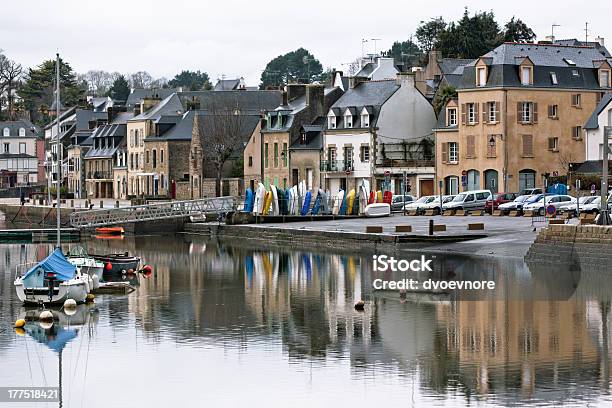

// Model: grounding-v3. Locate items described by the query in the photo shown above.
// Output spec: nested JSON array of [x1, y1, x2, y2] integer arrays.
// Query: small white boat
[[66, 246, 104, 290], [14, 249, 89, 305], [364, 203, 391, 218]]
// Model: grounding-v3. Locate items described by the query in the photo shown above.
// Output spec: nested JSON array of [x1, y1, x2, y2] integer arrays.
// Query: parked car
[[420, 195, 456, 214], [391, 194, 415, 212], [404, 196, 436, 214], [523, 194, 576, 216], [497, 194, 531, 214], [442, 190, 492, 211], [565, 195, 612, 215], [485, 192, 518, 213], [520, 188, 543, 196]]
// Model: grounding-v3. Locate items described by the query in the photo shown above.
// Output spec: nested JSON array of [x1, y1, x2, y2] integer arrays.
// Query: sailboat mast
[[55, 53, 61, 247]]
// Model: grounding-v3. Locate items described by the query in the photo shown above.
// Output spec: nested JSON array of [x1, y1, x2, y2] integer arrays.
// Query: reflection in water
[[0, 236, 611, 407]]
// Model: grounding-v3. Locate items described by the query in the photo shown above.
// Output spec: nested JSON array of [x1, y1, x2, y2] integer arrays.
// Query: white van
[[442, 189, 492, 211]]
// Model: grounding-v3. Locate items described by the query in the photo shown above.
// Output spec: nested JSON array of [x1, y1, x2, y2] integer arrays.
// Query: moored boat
[[95, 227, 124, 235], [364, 203, 391, 218], [91, 252, 141, 275]]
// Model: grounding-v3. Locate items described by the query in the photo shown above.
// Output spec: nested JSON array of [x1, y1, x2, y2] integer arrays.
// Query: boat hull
[[365, 203, 391, 218], [14, 279, 88, 305], [92, 254, 140, 275]]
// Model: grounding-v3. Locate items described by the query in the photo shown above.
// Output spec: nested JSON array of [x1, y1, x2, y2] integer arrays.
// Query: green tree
[[19, 57, 84, 125], [416, 17, 447, 53], [433, 85, 457, 114], [502, 17, 536, 43], [384, 40, 422, 69], [436, 9, 501, 58], [107, 74, 130, 102], [260, 48, 323, 88], [168, 70, 212, 91]]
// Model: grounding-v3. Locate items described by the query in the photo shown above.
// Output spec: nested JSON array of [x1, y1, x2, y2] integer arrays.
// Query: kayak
[[95, 227, 125, 235]]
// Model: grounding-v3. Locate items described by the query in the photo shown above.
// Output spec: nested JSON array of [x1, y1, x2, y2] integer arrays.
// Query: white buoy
[[64, 299, 77, 309], [39, 310, 54, 329]]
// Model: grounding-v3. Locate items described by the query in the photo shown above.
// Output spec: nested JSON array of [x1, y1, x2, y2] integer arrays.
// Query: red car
[[485, 192, 518, 213]]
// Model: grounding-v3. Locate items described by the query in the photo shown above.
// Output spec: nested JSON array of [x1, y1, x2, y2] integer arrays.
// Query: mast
[[55, 53, 61, 247]]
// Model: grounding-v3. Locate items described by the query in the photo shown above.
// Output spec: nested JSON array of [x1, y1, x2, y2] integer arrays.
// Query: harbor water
[[1, 234, 612, 407]]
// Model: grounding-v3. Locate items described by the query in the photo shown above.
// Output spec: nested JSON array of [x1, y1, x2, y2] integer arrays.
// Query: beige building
[[435, 42, 610, 194]]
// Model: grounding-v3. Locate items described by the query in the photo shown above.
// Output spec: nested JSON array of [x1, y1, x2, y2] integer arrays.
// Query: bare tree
[[194, 106, 247, 196], [0, 52, 23, 120], [83, 70, 113, 95], [558, 151, 575, 186], [129, 71, 153, 89]]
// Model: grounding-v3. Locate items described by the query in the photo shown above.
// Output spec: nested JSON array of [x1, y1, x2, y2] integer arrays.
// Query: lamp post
[[597, 126, 611, 225]]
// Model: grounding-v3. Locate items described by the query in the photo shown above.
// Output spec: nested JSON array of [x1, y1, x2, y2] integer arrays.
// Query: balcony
[[87, 171, 113, 180], [320, 160, 354, 173]]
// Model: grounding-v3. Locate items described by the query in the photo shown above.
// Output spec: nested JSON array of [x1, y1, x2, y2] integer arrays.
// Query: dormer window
[[344, 110, 353, 128], [3, 128, 8, 137], [477, 67, 487, 87], [18, 128, 25, 137], [600, 69, 611, 88], [550, 72, 558, 85], [327, 111, 336, 129], [361, 114, 369, 128], [521, 66, 533, 86], [564, 58, 576, 66], [276, 112, 282, 129]]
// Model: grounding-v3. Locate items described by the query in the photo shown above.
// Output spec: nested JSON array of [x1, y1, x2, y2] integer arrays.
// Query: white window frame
[[467, 103, 476, 124], [327, 113, 336, 129], [521, 66, 532, 85], [344, 111, 353, 128], [361, 114, 369, 127], [3, 128, 9, 137], [600, 70, 610, 88], [521, 102, 532, 123], [448, 142, 458, 163], [488, 102, 497, 123], [18, 128, 25, 137], [19, 142, 26, 154], [550, 72, 558, 85], [477, 67, 487, 87], [447, 108, 457, 126], [361, 145, 370, 162]]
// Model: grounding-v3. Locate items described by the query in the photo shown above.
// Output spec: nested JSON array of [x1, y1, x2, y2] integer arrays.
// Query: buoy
[[64, 299, 77, 309], [142, 265, 152, 274], [86, 294, 95, 303], [105, 262, 112, 271], [39, 310, 54, 322], [14, 319, 26, 328], [15, 328, 25, 336], [354, 300, 365, 311], [127, 268, 134, 274], [121, 269, 127, 275]]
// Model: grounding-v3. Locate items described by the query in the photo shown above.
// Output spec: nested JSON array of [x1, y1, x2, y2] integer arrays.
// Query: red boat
[[95, 227, 124, 235]]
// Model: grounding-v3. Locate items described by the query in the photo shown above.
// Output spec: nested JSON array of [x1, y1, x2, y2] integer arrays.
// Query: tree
[[107, 74, 130, 102], [260, 48, 323, 88], [0, 52, 23, 120], [437, 9, 501, 59], [502, 17, 536, 43], [416, 17, 447, 53], [384, 40, 422, 69], [18, 57, 85, 125], [168, 70, 212, 91], [83, 70, 113, 96], [129, 71, 153, 89], [433, 85, 457, 114]]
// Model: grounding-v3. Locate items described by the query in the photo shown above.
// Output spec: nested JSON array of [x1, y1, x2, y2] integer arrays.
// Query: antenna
[[371, 38, 382, 55], [361, 38, 368, 59], [585, 22, 589, 43], [551, 23, 561, 41]]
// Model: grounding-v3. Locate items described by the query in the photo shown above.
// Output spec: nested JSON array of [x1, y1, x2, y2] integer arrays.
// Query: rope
[[9, 205, 23, 223]]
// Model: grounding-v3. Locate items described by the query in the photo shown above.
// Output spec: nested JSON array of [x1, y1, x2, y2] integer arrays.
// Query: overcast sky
[[2, 0, 611, 86]]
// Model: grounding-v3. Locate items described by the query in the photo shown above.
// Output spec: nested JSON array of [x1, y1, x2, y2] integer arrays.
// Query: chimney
[[286, 84, 307, 101], [281, 90, 288, 106], [596, 36, 605, 46], [134, 103, 141, 116], [305, 84, 324, 116], [349, 76, 368, 89], [107, 106, 116, 124], [142, 96, 161, 112], [545, 35, 555, 43], [396, 72, 416, 88]]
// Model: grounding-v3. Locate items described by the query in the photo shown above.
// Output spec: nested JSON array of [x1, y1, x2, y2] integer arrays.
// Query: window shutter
[[548, 137, 555, 150], [532, 103, 538, 123], [547, 105, 552, 118], [474, 103, 479, 124], [482, 103, 487, 123], [517, 102, 521, 123], [461, 104, 466, 125], [359, 146, 363, 162], [494, 102, 499, 122], [467, 135, 475, 158], [441, 142, 448, 163], [522, 135, 533, 156]]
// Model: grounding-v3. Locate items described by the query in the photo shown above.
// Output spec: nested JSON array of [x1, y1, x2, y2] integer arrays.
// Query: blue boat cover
[[23, 248, 76, 283], [27, 324, 78, 354]]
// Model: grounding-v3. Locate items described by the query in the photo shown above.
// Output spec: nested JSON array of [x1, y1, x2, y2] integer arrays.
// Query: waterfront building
[[0, 120, 41, 186], [577, 94, 612, 178], [323, 73, 437, 196], [434, 41, 611, 194]]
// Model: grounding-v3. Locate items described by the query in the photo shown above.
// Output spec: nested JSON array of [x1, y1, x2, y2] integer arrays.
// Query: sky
[[2, 0, 611, 87]]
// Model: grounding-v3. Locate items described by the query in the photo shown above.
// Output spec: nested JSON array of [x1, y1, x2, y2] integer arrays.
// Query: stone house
[[0, 120, 40, 186], [435, 42, 612, 194]]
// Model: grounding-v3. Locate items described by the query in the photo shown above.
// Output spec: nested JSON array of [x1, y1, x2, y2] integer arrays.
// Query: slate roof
[[584, 94, 612, 130], [214, 79, 241, 91], [439, 58, 475, 75], [177, 90, 282, 112], [356, 63, 376, 78], [573, 160, 612, 174], [0, 153, 37, 159], [555, 39, 612, 58], [151, 111, 194, 141], [290, 118, 325, 151], [44, 106, 77, 130], [130, 93, 184, 121], [0, 120, 40, 137], [84, 123, 126, 159], [125, 88, 176, 108], [459, 42, 612, 90], [75, 109, 107, 130]]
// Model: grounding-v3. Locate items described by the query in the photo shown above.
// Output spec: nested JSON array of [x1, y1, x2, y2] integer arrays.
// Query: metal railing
[[69, 196, 237, 228], [87, 171, 113, 180], [320, 160, 354, 172]]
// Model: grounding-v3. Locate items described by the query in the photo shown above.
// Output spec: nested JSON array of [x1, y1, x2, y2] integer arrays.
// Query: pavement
[[0, 197, 133, 209]]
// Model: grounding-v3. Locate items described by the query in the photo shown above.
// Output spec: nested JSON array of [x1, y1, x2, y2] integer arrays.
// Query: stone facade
[[289, 150, 321, 191], [261, 131, 290, 188]]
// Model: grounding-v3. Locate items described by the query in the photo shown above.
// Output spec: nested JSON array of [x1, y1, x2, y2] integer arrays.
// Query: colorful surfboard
[[301, 191, 312, 216], [244, 188, 254, 212]]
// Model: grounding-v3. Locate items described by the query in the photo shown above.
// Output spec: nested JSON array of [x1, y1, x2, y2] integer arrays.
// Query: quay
[[0, 228, 80, 243]]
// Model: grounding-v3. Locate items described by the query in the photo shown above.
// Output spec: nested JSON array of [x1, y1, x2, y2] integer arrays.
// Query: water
[[1, 235, 612, 407]]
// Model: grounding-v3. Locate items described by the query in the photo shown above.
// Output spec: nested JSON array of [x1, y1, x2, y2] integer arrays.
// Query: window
[[361, 114, 369, 127], [328, 147, 336, 162], [522, 135, 534, 157], [360, 145, 370, 162], [282, 143, 288, 166], [2, 128, 8, 137], [521, 66, 532, 85], [600, 70, 611, 88], [550, 72, 558, 85], [572, 126, 582, 140], [466, 135, 476, 158], [145, 150, 150, 164], [447, 108, 457, 126], [344, 111, 353, 128], [264, 143, 269, 168], [3, 143, 9, 153], [328, 113, 336, 129], [487, 102, 498, 123], [344, 146, 354, 170], [160, 149, 164, 163], [487, 136, 496, 158], [248, 156, 253, 167], [599, 143, 612, 159], [477, 67, 487, 87], [564, 58, 576, 66], [152, 149, 157, 168], [518, 102, 537, 124], [19, 142, 26, 154], [571, 94, 582, 107], [548, 104, 558, 119], [548, 137, 559, 151], [572, 69, 579, 76], [273, 143, 278, 167], [130, 153, 134, 169], [448, 142, 458, 163], [18, 128, 25, 137], [467, 103, 477, 124]]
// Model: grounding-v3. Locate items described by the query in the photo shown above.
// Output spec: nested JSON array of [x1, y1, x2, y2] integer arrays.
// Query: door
[[292, 169, 299, 187], [171, 180, 177, 199], [519, 170, 536, 192], [484, 170, 498, 194], [467, 170, 480, 191], [445, 176, 459, 195], [419, 179, 434, 196]]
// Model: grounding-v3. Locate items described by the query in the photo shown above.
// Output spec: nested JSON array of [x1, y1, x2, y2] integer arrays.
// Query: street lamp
[[597, 126, 611, 225]]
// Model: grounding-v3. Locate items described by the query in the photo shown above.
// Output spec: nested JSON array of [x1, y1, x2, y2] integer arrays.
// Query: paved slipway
[[192, 215, 571, 260]]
